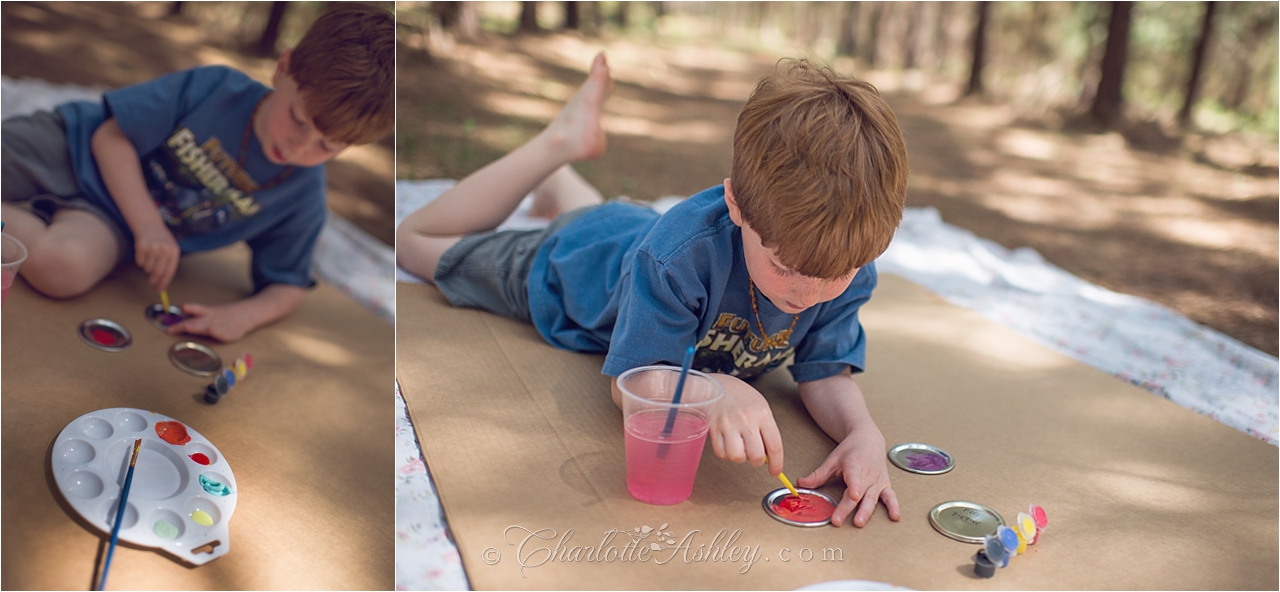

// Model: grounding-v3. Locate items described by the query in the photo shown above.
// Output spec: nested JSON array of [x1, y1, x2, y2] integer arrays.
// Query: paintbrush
[[98, 438, 142, 591], [160, 290, 171, 313], [764, 454, 801, 497], [656, 345, 696, 459]]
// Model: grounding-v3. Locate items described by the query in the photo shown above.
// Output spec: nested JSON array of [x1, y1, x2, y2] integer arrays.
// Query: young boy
[[1, 3, 394, 342], [399, 54, 908, 528]]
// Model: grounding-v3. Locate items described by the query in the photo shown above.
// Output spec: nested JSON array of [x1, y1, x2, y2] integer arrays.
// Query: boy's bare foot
[[541, 52, 612, 163]]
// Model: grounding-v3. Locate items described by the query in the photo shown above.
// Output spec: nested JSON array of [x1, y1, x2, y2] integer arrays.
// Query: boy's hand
[[707, 374, 785, 477], [797, 427, 900, 528], [167, 303, 251, 343], [134, 225, 180, 292]]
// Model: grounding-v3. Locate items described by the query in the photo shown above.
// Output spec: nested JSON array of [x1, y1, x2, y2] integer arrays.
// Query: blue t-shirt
[[56, 65, 326, 291], [527, 185, 876, 383]]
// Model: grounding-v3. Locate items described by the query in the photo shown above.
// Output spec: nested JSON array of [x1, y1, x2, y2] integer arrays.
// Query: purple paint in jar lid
[[144, 303, 185, 331], [887, 442, 955, 475]]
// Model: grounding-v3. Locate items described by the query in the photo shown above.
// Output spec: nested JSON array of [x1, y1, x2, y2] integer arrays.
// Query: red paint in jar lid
[[155, 421, 191, 445], [774, 493, 836, 522], [89, 327, 118, 345]]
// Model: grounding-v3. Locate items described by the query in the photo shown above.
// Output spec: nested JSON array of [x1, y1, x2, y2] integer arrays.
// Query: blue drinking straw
[[665, 343, 696, 438]]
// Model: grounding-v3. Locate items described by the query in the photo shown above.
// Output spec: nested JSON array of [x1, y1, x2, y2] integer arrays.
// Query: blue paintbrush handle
[[99, 440, 141, 591]]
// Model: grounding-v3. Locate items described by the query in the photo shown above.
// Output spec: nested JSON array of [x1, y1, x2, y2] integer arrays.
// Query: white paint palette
[[51, 408, 236, 566]]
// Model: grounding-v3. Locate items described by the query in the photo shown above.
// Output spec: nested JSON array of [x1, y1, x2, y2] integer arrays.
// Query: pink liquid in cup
[[625, 409, 710, 505]]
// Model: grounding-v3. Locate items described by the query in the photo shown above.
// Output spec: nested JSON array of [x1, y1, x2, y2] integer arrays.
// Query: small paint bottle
[[204, 353, 252, 405]]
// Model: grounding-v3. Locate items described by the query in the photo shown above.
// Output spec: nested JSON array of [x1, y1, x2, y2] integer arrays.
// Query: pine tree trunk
[[257, 2, 289, 56], [965, 1, 990, 97], [564, 1, 579, 29], [1177, 2, 1216, 128], [615, 2, 629, 28], [865, 3, 883, 67], [1090, 1, 1133, 125], [520, 1, 540, 33], [838, 2, 859, 57], [904, 1, 922, 69]]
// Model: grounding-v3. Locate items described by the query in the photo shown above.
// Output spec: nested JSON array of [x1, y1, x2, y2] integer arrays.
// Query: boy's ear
[[272, 49, 293, 87], [723, 178, 743, 227]]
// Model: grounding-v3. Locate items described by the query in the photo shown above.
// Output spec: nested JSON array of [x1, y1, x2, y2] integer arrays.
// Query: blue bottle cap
[[983, 533, 1007, 567], [997, 525, 1020, 557]]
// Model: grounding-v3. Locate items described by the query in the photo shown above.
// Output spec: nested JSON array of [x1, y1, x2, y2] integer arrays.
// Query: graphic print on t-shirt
[[694, 312, 795, 380], [144, 127, 262, 238]]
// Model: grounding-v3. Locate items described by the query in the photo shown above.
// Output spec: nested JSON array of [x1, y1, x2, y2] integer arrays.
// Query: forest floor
[[0, 2, 396, 245], [397, 30, 1278, 356]]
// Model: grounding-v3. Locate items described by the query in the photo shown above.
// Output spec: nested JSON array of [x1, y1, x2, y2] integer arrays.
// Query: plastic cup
[[619, 365, 723, 505], [1, 233, 29, 307]]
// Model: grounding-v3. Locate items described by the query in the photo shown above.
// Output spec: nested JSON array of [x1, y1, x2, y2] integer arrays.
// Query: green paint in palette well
[[153, 519, 179, 540], [198, 474, 232, 496]]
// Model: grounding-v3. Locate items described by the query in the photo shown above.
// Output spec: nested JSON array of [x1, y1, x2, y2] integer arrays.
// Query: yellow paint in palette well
[[191, 509, 214, 527]]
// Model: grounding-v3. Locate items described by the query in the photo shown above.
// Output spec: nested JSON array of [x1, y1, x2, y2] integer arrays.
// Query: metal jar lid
[[762, 487, 838, 527], [168, 342, 222, 377], [888, 442, 955, 475], [144, 303, 185, 331], [78, 319, 132, 352], [929, 501, 1005, 543]]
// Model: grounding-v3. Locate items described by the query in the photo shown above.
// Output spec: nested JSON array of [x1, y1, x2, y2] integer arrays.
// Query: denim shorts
[[432, 205, 597, 322]]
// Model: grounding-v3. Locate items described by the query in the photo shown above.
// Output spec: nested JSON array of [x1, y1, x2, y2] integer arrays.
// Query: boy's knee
[[22, 245, 104, 299]]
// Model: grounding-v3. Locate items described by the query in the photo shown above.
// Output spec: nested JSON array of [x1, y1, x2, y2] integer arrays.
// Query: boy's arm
[[611, 373, 786, 477], [795, 368, 901, 528], [91, 117, 181, 292], [167, 283, 308, 342]]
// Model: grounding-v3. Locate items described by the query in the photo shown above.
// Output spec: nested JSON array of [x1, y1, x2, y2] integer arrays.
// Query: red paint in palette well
[[774, 493, 836, 522], [89, 328, 118, 345], [189, 453, 210, 465], [155, 421, 191, 445]]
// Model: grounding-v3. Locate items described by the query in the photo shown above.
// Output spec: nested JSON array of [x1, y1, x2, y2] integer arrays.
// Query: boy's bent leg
[[529, 165, 604, 219], [6, 205, 120, 299], [396, 232, 462, 284], [399, 52, 612, 239]]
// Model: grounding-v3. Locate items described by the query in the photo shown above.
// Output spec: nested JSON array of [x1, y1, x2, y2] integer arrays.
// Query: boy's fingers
[[710, 431, 726, 459], [830, 492, 857, 527], [166, 316, 203, 336], [852, 485, 882, 528], [158, 258, 178, 293], [723, 432, 746, 463], [180, 303, 210, 316], [797, 457, 834, 488], [761, 421, 783, 476], [743, 431, 767, 468], [881, 486, 901, 521]]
